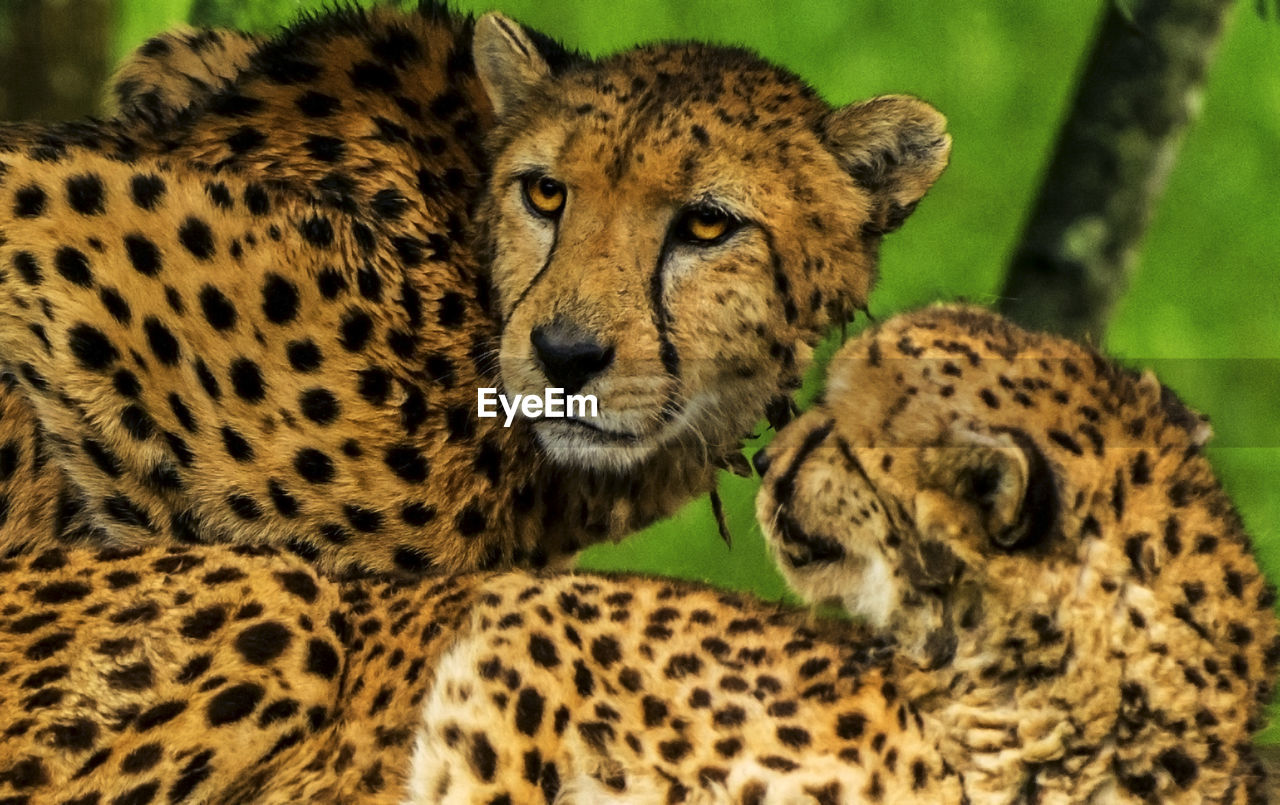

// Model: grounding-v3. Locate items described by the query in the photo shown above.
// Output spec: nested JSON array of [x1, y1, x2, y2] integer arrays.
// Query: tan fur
[[757, 305, 1279, 802], [107, 26, 265, 124], [0, 6, 948, 575], [4, 307, 1270, 803]]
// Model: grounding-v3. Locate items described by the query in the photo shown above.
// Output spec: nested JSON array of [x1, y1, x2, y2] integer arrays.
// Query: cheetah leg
[[0, 374, 85, 556]]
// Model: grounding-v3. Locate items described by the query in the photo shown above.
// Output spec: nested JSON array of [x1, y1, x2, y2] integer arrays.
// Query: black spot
[[470, 733, 497, 781], [294, 448, 334, 483], [317, 267, 347, 299], [54, 246, 92, 286], [13, 251, 42, 285], [357, 367, 390, 404], [529, 634, 559, 668], [168, 393, 197, 433], [193, 359, 221, 399], [339, 310, 374, 351], [299, 215, 334, 248], [262, 274, 300, 323], [112, 781, 159, 805], [296, 91, 340, 117], [226, 494, 262, 521], [400, 502, 435, 527], [120, 404, 156, 440], [34, 580, 91, 604], [220, 426, 255, 462], [119, 236, 163, 280], [1047, 430, 1083, 456], [384, 445, 428, 483], [226, 126, 267, 154], [235, 621, 292, 665], [258, 698, 299, 728], [178, 217, 215, 260], [206, 682, 264, 726], [287, 339, 323, 372], [106, 661, 153, 691], [68, 324, 118, 370], [304, 134, 345, 162], [306, 638, 339, 678], [438, 292, 466, 327], [350, 61, 400, 92], [104, 494, 153, 530], [66, 174, 106, 215], [268, 480, 299, 517], [275, 570, 318, 603], [179, 605, 226, 640], [14, 184, 47, 217], [456, 504, 487, 537], [120, 742, 163, 774], [229, 358, 265, 402], [143, 317, 181, 365], [99, 287, 132, 323], [299, 388, 340, 424], [392, 546, 433, 573], [130, 174, 166, 209], [514, 687, 545, 735], [198, 286, 237, 330], [590, 636, 622, 668]]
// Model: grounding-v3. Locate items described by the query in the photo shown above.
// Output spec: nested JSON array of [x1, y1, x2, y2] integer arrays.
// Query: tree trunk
[[0, 0, 116, 121], [998, 0, 1234, 341]]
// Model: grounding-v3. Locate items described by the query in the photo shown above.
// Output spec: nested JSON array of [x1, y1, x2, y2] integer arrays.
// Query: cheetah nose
[[530, 321, 614, 396], [751, 446, 773, 476]]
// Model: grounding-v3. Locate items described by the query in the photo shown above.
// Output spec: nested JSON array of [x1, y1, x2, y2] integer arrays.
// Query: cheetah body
[[0, 5, 950, 574], [756, 305, 1279, 802], [1, 306, 1273, 804]]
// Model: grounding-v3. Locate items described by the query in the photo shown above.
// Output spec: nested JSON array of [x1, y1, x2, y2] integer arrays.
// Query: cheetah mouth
[[536, 417, 645, 444]]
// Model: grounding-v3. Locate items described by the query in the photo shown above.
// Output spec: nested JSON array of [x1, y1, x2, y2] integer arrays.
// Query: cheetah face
[[755, 308, 1080, 663], [473, 15, 950, 470]]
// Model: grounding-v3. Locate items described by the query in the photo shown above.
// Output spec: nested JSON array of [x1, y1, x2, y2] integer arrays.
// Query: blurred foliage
[[107, 0, 1280, 736]]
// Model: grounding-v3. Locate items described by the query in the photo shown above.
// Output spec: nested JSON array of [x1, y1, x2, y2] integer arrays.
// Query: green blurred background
[[7, 0, 1280, 736]]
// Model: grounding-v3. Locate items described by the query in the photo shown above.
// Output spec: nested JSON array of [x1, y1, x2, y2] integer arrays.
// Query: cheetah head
[[473, 14, 951, 470], [755, 306, 1278, 732]]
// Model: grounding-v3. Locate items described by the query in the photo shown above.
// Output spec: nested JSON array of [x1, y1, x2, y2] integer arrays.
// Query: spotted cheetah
[[1, 306, 1272, 803], [756, 305, 1279, 802], [0, 5, 950, 574]]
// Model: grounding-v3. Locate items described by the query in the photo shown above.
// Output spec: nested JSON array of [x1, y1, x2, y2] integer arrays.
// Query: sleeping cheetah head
[[756, 305, 1278, 800], [474, 15, 951, 469]]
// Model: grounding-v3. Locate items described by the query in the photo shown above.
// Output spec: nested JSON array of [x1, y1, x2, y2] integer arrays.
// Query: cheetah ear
[[917, 428, 1058, 550], [822, 94, 951, 235], [473, 13, 552, 117]]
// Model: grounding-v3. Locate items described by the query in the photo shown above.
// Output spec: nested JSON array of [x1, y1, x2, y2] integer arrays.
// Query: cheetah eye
[[521, 174, 566, 219], [674, 204, 739, 246]]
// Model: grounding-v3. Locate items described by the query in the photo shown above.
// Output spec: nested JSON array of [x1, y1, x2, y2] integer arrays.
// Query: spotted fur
[[0, 5, 949, 574], [756, 305, 1280, 802], [4, 307, 1270, 803]]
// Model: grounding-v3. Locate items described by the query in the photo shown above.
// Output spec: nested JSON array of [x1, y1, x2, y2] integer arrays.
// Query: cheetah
[[0, 5, 951, 574], [755, 305, 1279, 802], [1, 306, 1273, 803]]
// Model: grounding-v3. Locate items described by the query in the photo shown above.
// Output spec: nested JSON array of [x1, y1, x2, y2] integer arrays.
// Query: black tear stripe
[[760, 227, 797, 325], [507, 227, 561, 322], [649, 236, 681, 380]]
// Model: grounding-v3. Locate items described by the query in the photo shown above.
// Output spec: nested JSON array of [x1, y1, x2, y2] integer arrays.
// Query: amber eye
[[676, 205, 737, 245], [521, 174, 566, 218]]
